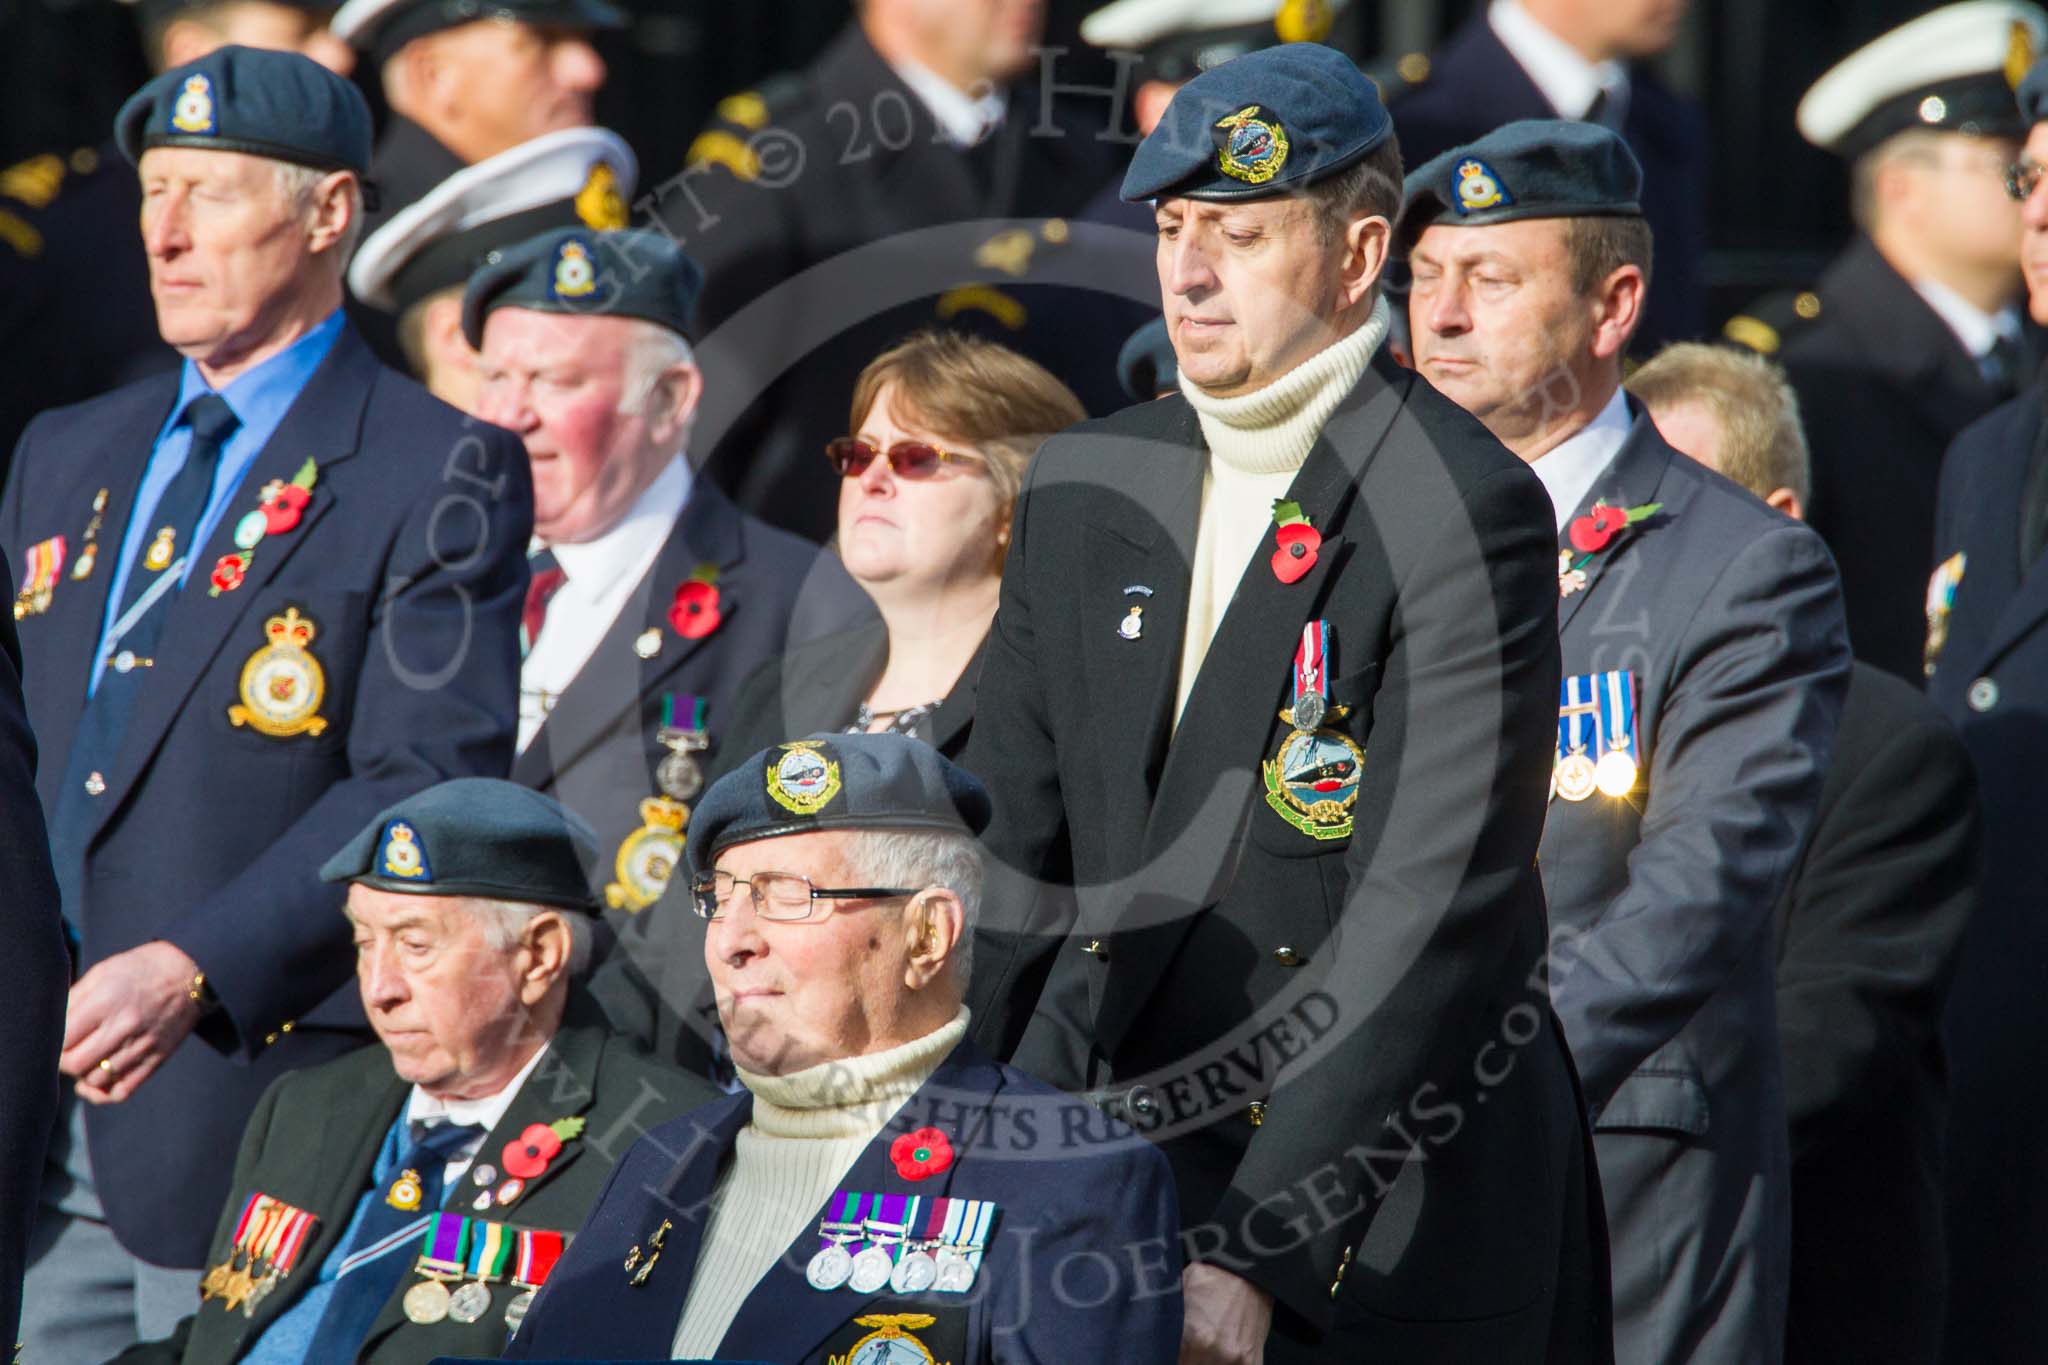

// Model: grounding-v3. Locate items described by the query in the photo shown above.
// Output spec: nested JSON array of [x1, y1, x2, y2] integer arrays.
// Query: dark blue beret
[[1394, 119, 1643, 257], [320, 778, 600, 912], [1121, 42, 1392, 202], [685, 733, 992, 874], [2022, 55, 2048, 124], [461, 227, 704, 348], [115, 45, 372, 178]]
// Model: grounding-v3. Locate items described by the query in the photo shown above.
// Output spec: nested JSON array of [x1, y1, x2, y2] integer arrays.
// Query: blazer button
[[1246, 1101, 1267, 1127], [1272, 946, 1302, 967], [83, 771, 105, 796], [1082, 938, 1109, 961], [1125, 1084, 1157, 1117], [1969, 676, 2000, 712]]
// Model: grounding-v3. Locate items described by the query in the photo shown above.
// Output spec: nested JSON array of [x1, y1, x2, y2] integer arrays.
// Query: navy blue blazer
[[0, 552, 67, 1351], [512, 475, 866, 925], [503, 1038, 1183, 1365], [1388, 15, 1707, 349], [1928, 382, 2048, 1364], [0, 323, 533, 1266]]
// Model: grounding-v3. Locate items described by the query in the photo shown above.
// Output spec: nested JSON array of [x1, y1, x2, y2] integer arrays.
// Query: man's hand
[[59, 940, 204, 1104], [1180, 1262, 1273, 1365]]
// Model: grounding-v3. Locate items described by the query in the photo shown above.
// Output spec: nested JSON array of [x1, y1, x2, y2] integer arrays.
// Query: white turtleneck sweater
[[1173, 298, 1391, 721], [668, 1008, 970, 1358]]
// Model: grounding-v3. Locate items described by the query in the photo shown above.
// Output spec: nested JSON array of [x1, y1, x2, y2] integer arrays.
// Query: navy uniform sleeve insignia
[[1722, 289, 1821, 356]]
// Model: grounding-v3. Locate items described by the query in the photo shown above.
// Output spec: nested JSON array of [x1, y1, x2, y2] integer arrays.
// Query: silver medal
[[934, 1248, 977, 1293], [504, 1288, 535, 1333], [889, 1248, 938, 1295], [847, 1244, 894, 1294], [447, 1280, 492, 1324], [471, 1163, 497, 1187], [806, 1241, 854, 1291], [656, 749, 703, 801], [1290, 692, 1326, 732]]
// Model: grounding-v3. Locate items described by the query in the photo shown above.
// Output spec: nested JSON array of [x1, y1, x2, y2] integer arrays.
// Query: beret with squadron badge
[[320, 777, 601, 912], [1393, 118, 1644, 259], [1120, 40, 1392, 201], [114, 43, 371, 177], [685, 732, 992, 874], [460, 226, 704, 347]]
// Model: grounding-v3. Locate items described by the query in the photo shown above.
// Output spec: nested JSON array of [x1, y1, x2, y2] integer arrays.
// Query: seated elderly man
[[504, 733, 1183, 1364], [113, 779, 717, 1365]]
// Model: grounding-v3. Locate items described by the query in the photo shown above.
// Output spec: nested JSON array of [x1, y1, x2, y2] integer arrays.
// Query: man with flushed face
[[503, 733, 1183, 1365], [115, 779, 715, 1364], [1401, 118, 1850, 1365], [7, 45, 533, 1358], [969, 43, 1608, 1365], [464, 227, 856, 940]]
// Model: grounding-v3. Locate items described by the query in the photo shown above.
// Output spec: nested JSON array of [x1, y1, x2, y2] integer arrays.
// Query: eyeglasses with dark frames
[[2006, 159, 2047, 201], [689, 868, 922, 922]]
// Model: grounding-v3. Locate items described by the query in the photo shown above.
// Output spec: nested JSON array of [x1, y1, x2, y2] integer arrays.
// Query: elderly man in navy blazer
[[504, 733, 1183, 1364], [3, 46, 531, 1360]]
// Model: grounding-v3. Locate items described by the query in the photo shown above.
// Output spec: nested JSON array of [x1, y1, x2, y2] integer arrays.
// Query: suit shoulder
[[251, 1041, 394, 1112], [1838, 663, 1970, 766], [734, 506, 830, 572], [988, 1060, 1173, 1179]]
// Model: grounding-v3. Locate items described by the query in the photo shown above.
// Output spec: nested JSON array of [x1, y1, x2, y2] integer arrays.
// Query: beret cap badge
[[1454, 158, 1511, 213], [380, 821, 430, 881], [1213, 105, 1290, 185], [170, 74, 217, 136], [765, 741, 844, 817], [551, 238, 599, 300]]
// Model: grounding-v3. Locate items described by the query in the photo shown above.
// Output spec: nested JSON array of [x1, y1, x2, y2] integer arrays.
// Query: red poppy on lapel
[[1567, 501, 1661, 556], [668, 563, 722, 639], [502, 1116, 585, 1179], [210, 554, 247, 594], [890, 1126, 954, 1181], [1270, 500, 1320, 584], [261, 482, 311, 535]]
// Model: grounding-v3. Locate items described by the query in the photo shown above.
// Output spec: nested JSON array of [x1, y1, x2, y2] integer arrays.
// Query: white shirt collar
[[1529, 385, 1634, 531], [543, 454, 692, 582], [405, 1040, 552, 1136], [1913, 276, 2021, 359], [1488, 0, 1628, 122], [890, 56, 1007, 147]]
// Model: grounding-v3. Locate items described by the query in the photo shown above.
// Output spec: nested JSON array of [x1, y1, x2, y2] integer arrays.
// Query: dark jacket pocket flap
[[1595, 1069, 1709, 1136]]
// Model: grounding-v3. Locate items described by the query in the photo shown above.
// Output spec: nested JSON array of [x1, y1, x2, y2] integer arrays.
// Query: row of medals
[[805, 1219, 979, 1297], [1553, 742, 1637, 803], [402, 1266, 538, 1332], [399, 1162, 544, 1331]]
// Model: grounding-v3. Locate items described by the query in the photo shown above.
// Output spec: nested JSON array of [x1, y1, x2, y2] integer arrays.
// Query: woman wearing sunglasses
[[713, 329, 1085, 772]]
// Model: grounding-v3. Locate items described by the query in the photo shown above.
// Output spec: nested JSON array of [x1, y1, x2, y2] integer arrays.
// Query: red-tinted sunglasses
[[825, 436, 985, 479]]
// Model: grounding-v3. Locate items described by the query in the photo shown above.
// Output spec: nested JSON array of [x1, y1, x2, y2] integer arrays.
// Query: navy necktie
[[306, 1119, 484, 1360], [49, 392, 239, 929]]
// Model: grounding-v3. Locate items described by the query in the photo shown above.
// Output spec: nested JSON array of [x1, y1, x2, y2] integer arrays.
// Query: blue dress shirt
[[90, 309, 345, 694]]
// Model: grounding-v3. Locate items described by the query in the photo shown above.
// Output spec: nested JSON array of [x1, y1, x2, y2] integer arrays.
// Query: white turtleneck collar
[[1178, 294, 1391, 475], [737, 1007, 969, 1140]]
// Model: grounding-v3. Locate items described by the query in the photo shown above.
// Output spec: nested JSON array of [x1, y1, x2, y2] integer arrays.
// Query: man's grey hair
[[619, 319, 697, 417], [274, 161, 365, 266], [841, 828, 983, 982], [471, 897, 595, 979]]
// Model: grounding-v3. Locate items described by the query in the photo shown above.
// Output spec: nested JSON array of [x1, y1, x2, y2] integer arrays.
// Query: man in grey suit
[[1400, 121, 1851, 1365]]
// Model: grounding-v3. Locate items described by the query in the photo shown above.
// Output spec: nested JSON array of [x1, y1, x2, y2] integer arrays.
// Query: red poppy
[[210, 554, 246, 593], [1567, 503, 1628, 554], [502, 1122, 563, 1179], [1270, 522, 1322, 585], [668, 580, 722, 639], [890, 1126, 954, 1181], [262, 487, 310, 536]]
